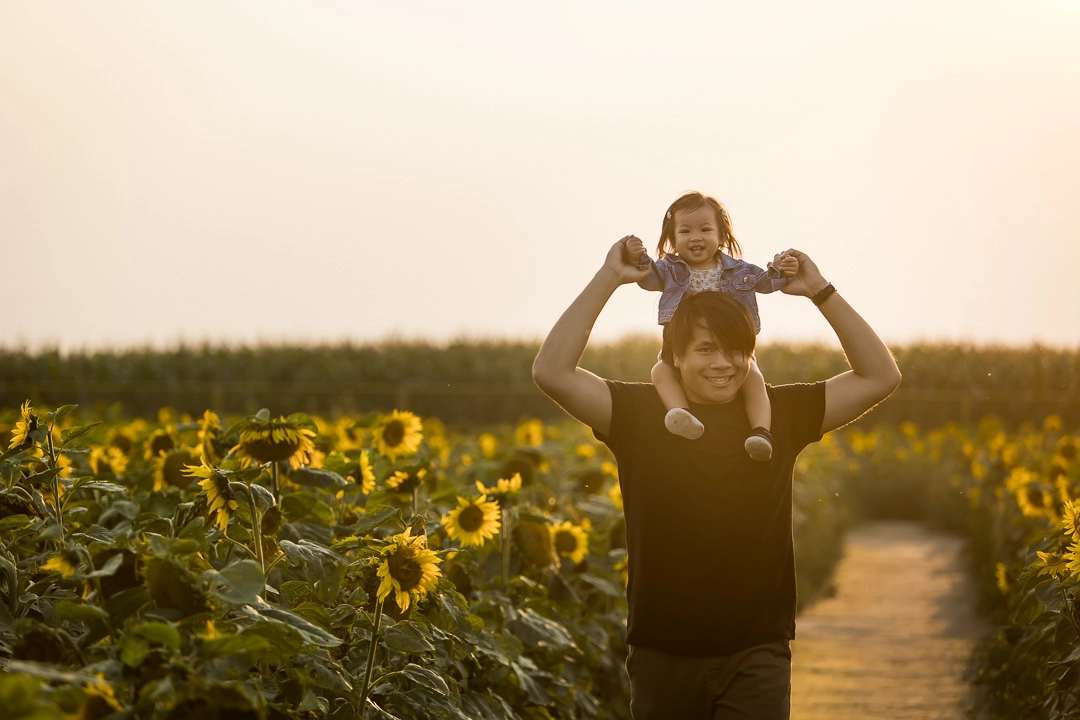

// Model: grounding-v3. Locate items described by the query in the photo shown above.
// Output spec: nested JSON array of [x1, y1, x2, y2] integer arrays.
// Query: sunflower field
[[0, 400, 850, 720], [797, 414, 1080, 720]]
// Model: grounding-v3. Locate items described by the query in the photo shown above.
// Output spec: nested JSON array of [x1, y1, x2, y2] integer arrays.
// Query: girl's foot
[[745, 427, 774, 461], [665, 408, 705, 440]]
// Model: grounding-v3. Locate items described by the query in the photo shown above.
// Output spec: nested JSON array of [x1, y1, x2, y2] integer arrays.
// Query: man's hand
[[776, 249, 829, 298], [605, 236, 653, 285]]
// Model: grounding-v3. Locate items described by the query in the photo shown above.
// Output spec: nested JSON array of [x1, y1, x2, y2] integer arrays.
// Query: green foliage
[[6, 340, 1080, 426], [0, 400, 849, 718]]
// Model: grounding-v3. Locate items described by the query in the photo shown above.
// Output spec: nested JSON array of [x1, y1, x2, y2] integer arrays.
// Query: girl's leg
[[652, 360, 704, 440], [743, 358, 773, 461]]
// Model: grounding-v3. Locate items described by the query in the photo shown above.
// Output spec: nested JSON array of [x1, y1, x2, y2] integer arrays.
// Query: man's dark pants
[[626, 640, 791, 719]]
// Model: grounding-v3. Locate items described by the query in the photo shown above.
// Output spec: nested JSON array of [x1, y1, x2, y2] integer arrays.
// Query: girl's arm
[[624, 237, 665, 292], [651, 360, 690, 412]]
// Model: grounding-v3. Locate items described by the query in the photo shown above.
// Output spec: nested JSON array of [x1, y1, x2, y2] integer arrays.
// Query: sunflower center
[[1027, 488, 1044, 506], [458, 504, 486, 532], [243, 433, 303, 463], [554, 530, 577, 554], [149, 433, 176, 457], [382, 420, 406, 448], [388, 551, 423, 592]]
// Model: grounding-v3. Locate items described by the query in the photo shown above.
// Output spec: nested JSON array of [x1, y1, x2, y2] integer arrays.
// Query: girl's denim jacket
[[637, 251, 786, 334]]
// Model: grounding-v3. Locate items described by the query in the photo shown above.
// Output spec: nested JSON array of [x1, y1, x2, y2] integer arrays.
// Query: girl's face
[[671, 204, 721, 270]]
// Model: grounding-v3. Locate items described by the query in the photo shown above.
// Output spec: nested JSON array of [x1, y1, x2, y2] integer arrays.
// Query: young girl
[[625, 191, 797, 461]]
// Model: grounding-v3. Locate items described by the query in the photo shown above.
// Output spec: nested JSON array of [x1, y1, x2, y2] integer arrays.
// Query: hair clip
[[666, 210, 672, 219]]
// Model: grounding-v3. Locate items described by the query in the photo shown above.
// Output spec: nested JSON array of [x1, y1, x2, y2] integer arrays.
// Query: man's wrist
[[596, 266, 625, 288], [810, 282, 836, 306]]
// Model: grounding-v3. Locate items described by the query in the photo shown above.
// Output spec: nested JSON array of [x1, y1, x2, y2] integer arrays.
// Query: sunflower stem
[[358, 596, 385, 716], [270, 462, 280, 500], [501, 505, 512, 586], [78, 547, 116, 641], [412, 485, 420, 519], [245, 483, 266, 581], [45, 427, 65, 546]]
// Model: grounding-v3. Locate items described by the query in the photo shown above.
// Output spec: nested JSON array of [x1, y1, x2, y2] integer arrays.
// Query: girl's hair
[[660, 291, 756, 367], [656, 191, 742, 260]]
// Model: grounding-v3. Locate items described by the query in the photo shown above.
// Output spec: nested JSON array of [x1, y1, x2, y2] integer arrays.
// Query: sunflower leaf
[[24, 467, 63, 487], [510, 608, 576, 651], [52, 405, 77, 421], [382, 621, 436, 654], [240, 600, 343, 648], [131, 621, 182, 649], [291, 467, 347, 489], [55, 600, 111, 623], [200, 632, 273, 659], [223, 419, 252, 440], [72, 480, 126, 493], [209, 560, 265, 605], [59, 422, 101, 446], [510, 660, 550, 705], [84, 552, 124, 579], [401, 663, 449, 696], [105, 586, 151, 625], [0, 515, 31, 534], [351, 504, 402, 536], [285, 413, 318, 433]]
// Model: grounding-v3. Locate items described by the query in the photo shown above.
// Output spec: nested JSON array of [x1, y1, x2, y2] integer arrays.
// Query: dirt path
[[790, 521, 988, 720]]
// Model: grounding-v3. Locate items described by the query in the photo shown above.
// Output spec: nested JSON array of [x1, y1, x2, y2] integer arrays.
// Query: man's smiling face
[[673, 321, 750, 404]]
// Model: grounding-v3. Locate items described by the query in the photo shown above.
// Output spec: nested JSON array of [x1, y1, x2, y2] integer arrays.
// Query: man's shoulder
[[605, 380, 663, 416], [767, 380, 826, 404]]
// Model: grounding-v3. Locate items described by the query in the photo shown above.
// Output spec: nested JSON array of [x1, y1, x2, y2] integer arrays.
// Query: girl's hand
[[604, 236, 652, 284], [774, 251, 799, 278], [622, 236, 647, 266], [777, 249, 829, 297]]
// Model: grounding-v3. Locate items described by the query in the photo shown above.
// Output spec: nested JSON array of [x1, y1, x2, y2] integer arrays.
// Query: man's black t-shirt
[[595, 379, 825, 657]]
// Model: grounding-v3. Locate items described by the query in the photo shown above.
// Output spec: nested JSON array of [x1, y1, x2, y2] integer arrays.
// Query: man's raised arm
[[532, 237, 651, 436], [778, 249, 902, 435]]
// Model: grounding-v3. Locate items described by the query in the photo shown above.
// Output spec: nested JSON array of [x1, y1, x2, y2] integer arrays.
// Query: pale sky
[[2, 1, 1079, 353]]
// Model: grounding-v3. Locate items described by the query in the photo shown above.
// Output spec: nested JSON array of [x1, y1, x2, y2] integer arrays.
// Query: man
[[532, 236, 901, 719]]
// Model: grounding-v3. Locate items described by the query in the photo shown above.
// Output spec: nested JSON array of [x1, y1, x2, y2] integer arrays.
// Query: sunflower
[[41, 549, 81, 578], [386, 467, 426, 494], [73, 678, 125, 720], [357, 450, 376, 494], [514, 419, 545, 447], [514, 520, 555, 568], [372, 410, 423, 461], [375, 528, 442, 612], [184, 462, 238, 530], [442, 495, 501, 548], [1035, 549, 1070, 577], [232, 415, 316, 469], [1057, 436, 1080, 464], [106, 427, 135, 456], [144, 428, 177, 460], [475, 472, 522, 503], [195, 410, 223, 465], [154, 447, 199, 491], [1017, 484, 1053, 519], [478, 433, 498, 459], [89, 446, 129, 476], [552, 519, 590, 565], [1064, 500, 1080, 539], [8, 400, 40, 452], [334, 416, 366, 451], [994, 562, 1009, 594]]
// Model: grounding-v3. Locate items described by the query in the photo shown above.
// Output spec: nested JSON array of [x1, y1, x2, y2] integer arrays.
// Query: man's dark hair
[[661, 291, 757, 366]]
